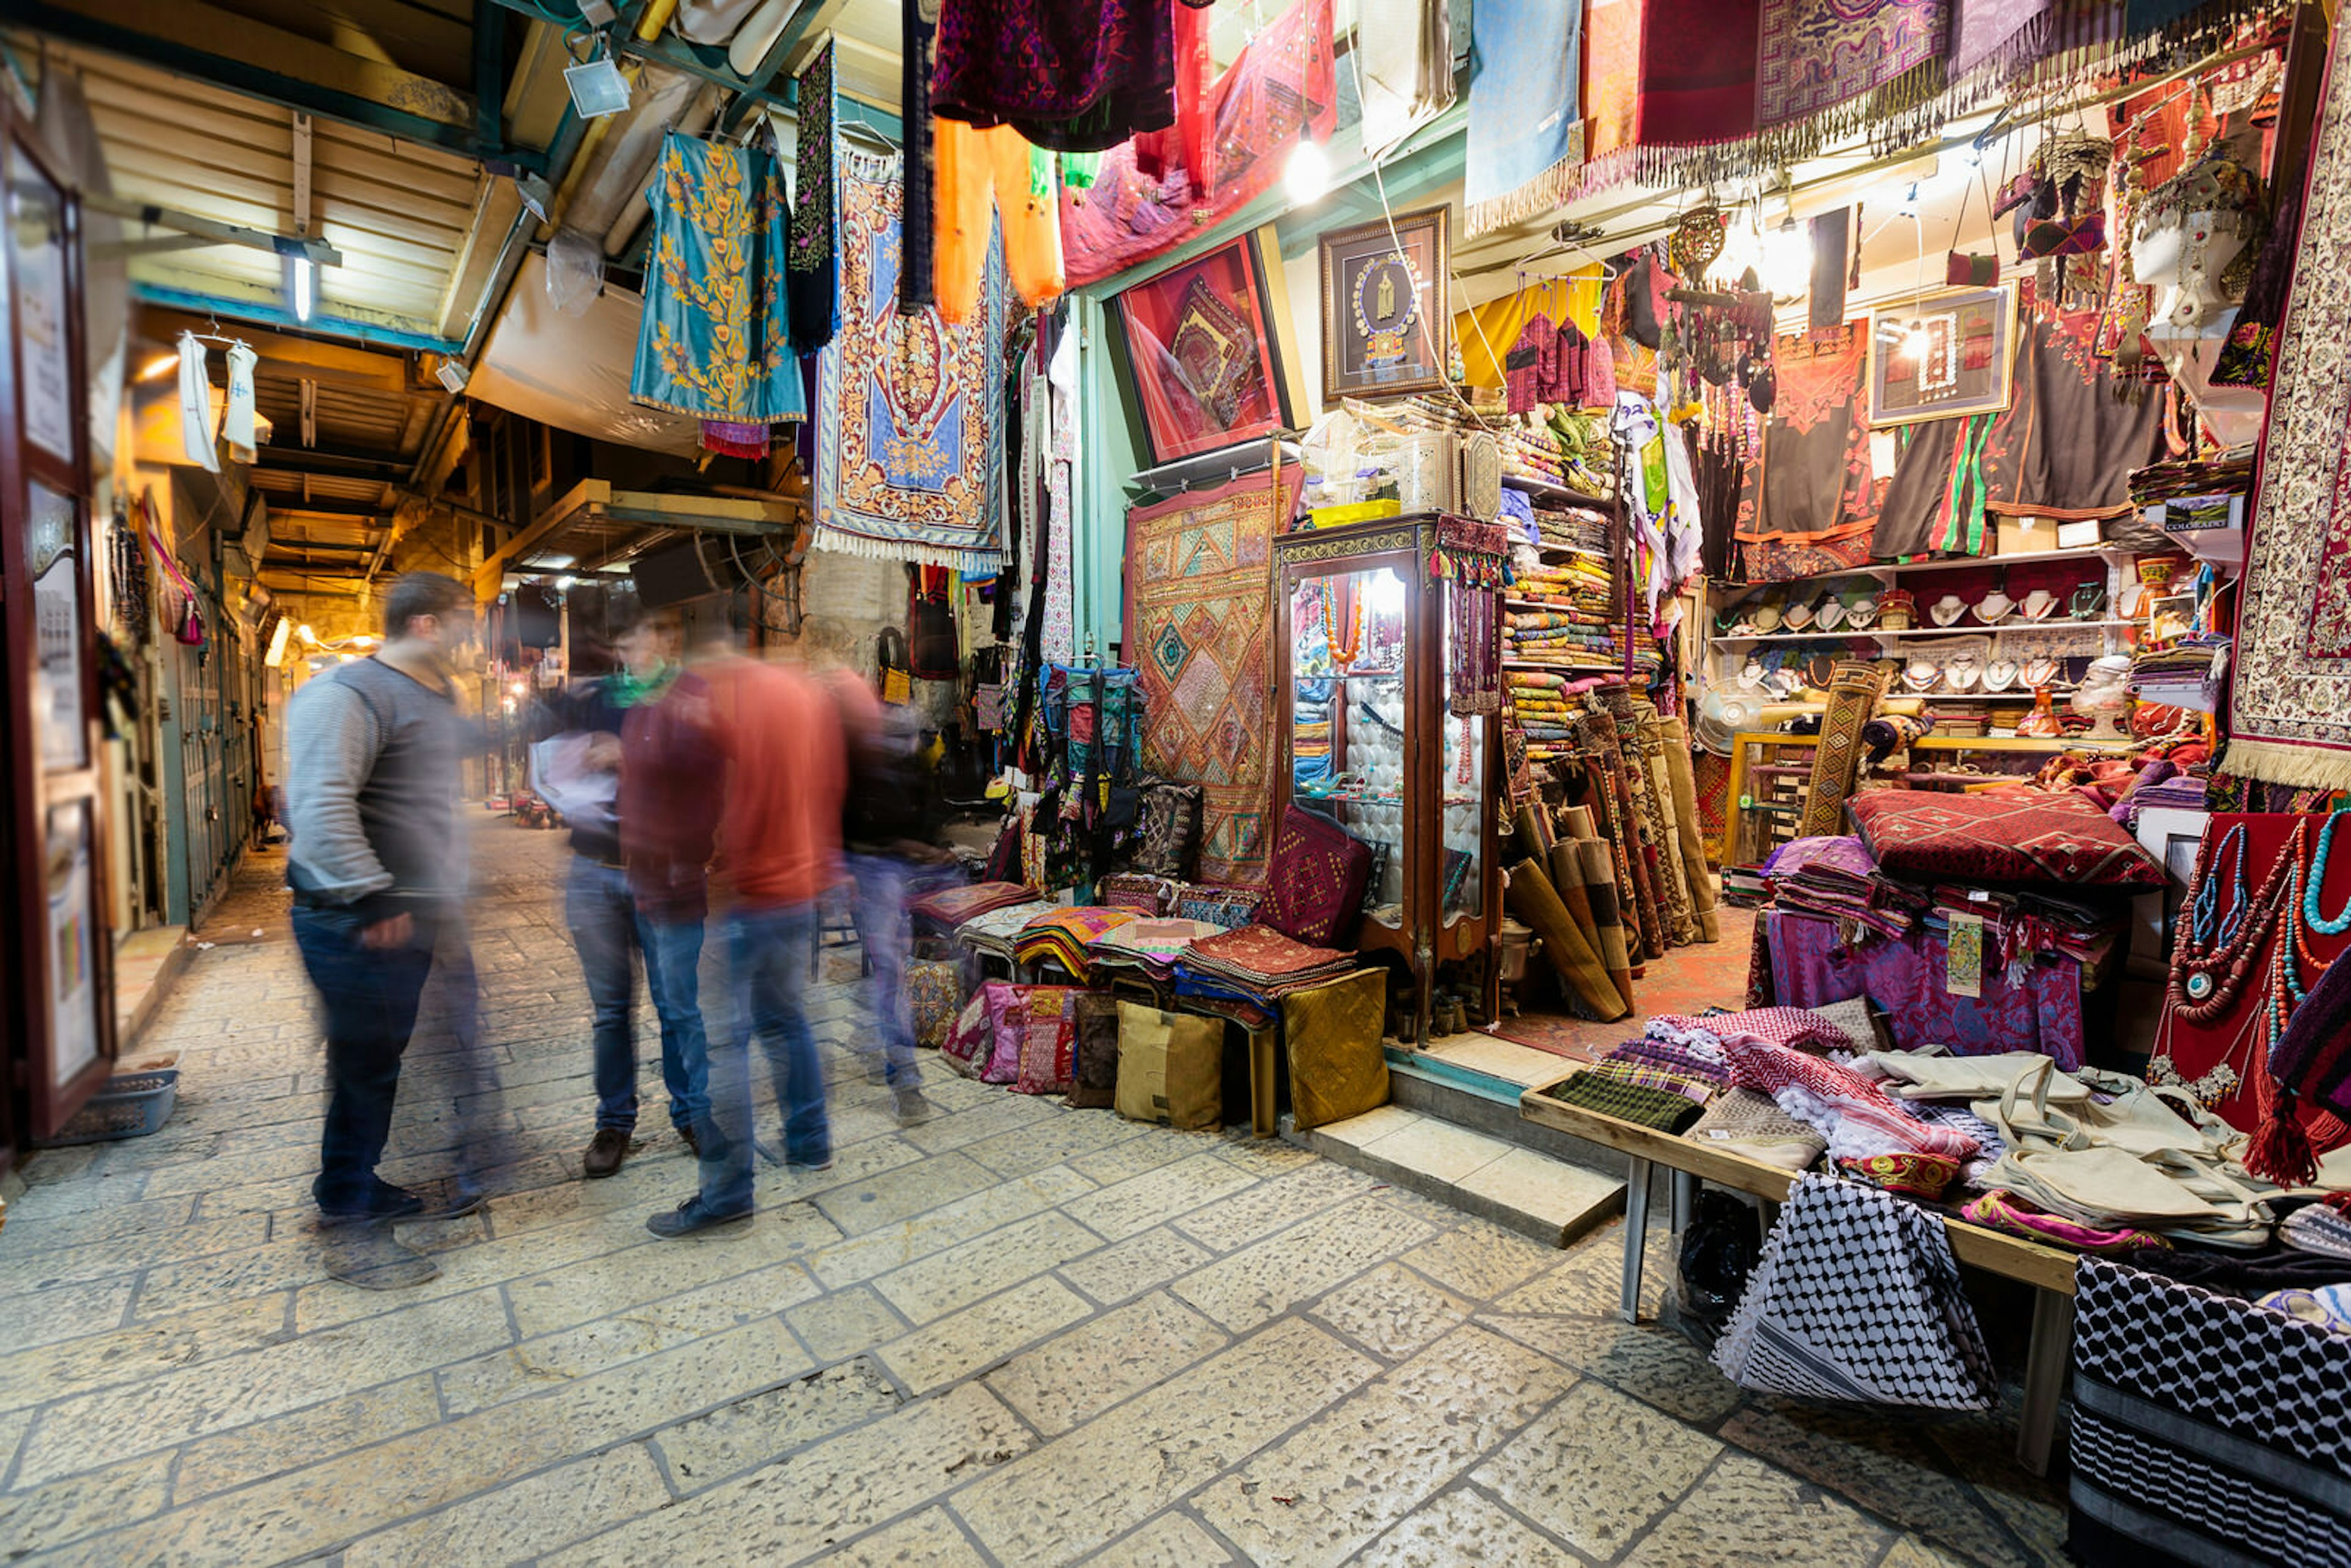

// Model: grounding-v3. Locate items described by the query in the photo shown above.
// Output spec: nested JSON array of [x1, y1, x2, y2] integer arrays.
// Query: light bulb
[[291, 257, 315, 323], [1903, 323, 1930, 362], [1764, 220, 1812, 298], [296, 623, 317, 644], [1285, 137, 1329, 204]]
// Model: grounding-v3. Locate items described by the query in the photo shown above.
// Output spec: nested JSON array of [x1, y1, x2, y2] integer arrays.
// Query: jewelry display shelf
[[1709, 544, 2135, 588], [1712, 618, 2140, 645]]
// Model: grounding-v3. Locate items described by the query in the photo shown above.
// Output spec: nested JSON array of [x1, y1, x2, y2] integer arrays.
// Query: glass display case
[[1272, 516, 1502, 1041]]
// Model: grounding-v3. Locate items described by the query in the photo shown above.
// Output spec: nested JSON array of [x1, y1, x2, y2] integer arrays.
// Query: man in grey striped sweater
[[283, 572, 482, 1245]]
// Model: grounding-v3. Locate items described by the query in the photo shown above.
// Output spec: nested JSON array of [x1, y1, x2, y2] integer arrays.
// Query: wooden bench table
[[1522, 1075, 2079, 1476]]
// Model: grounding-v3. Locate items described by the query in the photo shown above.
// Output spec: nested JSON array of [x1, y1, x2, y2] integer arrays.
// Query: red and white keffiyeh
[[1722, 1037, 1980, 1162]]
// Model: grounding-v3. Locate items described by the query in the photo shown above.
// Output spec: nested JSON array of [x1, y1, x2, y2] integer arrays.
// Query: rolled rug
[[1546, 838, 1616, 1013], [1507, 858, 1630, 1021], [1573, 834, 1637, 1009], [1658, 713, 1722, 942]]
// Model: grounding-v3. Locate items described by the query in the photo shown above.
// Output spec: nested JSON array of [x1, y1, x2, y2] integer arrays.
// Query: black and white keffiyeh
[[1712, 1173, 1998, 1411]]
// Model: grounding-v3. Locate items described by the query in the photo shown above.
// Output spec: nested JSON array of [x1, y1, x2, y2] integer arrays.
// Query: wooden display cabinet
[[1270, 516, 1502, 1043]]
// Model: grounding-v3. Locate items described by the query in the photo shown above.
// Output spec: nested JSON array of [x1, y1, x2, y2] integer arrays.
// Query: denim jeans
[[846, 853, 920, 1090], [293, 901, 439, 1213], [566, 855, 710, 1133], [697, 899, 827, 1215]]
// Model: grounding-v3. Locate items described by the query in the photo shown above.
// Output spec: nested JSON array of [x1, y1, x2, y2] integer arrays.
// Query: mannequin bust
[[2130, 159, 2263, 332]]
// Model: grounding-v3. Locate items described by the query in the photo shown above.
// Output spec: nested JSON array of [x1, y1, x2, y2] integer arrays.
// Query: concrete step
[[1286, 1103, 1625, 1248], [113, 926, 192, 1059], [1380, 1033, 1625, 1180]]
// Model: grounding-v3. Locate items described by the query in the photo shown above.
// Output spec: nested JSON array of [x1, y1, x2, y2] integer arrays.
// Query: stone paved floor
[[0, 823, 2068, 1566]]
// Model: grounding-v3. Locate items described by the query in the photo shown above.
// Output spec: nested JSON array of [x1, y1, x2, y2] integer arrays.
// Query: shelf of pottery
[[1703, 546, 2178, 737]]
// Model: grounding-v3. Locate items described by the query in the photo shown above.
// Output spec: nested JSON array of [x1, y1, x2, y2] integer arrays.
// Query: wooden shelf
[[1501, 474, 1613, 509], [1709, 544, 2134, 589]]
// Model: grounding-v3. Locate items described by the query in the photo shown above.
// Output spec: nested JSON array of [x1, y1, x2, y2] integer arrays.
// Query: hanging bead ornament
[[2164, 820, 2304, 1025], [1322, 580, 1365, 666], [2308, 809, 2351, 935]]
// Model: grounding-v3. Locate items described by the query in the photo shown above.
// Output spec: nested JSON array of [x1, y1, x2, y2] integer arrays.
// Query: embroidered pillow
[[941, 989, 996, 1078], [1847, 789, 2165, 888], [1011, 987, 1084, 1096], [907, 958, 963, 1049], [1068, 993, 1122, 1108], [1259, 806, 1374, 947]]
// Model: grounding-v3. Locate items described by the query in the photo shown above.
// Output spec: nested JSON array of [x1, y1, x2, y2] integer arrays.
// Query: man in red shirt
[[648, 606, 850, 1237]]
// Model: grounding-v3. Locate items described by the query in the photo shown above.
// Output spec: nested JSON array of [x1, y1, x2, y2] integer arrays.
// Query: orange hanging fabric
[[934, 121, 1065, 324]]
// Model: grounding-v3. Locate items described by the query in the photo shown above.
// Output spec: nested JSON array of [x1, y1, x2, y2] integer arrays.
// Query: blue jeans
[[565, 855, 709, 1133], [293, 901, 438, 1213], [846, 853, 920, 1090], [698, 900, 828, 1214]]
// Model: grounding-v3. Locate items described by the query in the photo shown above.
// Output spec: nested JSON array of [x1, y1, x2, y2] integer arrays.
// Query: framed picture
[[1319, 208, 1450, 402], [1108, 227, 1308, 467], [1867, 284, 2017, 426]]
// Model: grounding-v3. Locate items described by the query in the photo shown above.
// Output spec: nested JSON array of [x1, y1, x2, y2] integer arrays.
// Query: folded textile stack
[[2127, 768, 2207, 814], [1512, 558, 1616, 615], [1086, 917, 1226, 984], [1761, 836, 1920, 941], [1173, 925, 1357, 1027], [2130, 635, 2227, 712], [1531, 505, 1612, 557], [1548, 1068, 1705, 1132], [1594, 1037, 1727, 1103], [1507, 670, 1592, 760], [1013, 907, 1139, 980], [2127, 453, 2255, 505], [912, 880, 1038, 929], [954, 899, 1060, 962]]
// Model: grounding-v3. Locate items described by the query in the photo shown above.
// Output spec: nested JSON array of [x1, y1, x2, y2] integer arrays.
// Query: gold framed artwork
[[1318, 208, 1451, 402], [1108, 226, 1310, 466], [1866, 284, 2018, 426]]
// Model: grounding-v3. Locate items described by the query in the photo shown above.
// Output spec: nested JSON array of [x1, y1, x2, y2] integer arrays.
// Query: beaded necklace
[[1321, 583, 1365, 666], [2167, 820, 2303, 1023], [2306, 808, 2351, 936]]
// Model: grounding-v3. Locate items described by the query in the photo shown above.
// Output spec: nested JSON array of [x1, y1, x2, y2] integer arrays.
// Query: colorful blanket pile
[[1013, 906, 1140, 980]]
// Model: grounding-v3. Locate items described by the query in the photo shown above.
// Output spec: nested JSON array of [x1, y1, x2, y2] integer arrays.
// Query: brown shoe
[[680, 1123, 702, 1158], [584, 1128, 630, 1179]]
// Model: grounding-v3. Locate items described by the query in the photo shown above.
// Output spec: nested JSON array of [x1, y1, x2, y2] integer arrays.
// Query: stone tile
[[0, 1277, 140, 1362], [1172, 1200, 1438, 1334], [1057, 1226, 1217, 1308], [6, 1216, 274, 1300], [0, 1450, 174, 1556], [1194, 1323, 1575, 1568], [1080, 1512, 1240, 1567], [1059, 1152, 1259, 1244], [493, 1202, 839, 1339], [828, 1507, 992, 1567], [1480, 1311, 1742, 1427], [898, 1092, 1062, 1155], [340, 1445, 672, 1568], [1885, 1537, 1984, 1568], [954, 1318, 1380, 1567], [170, 1374, 444, 1501], [1474, 1379, 1720, 1559], [1170, 1161, 1378, 1253], [960, 1108, 1153, 1179], [1921, 1413, 2070, 1566], [1453, 1148, 1625, 1244], [1400, 1224, 1558, 1303], [552, 1382, 1030, 1567], [15, 1287, 512, 1487], [1209, 1135, 1322, 1176], [654, 1356, 902, 1490], [786, 1283, 910, 1364], [0, 1406, 29, 1482], [812, 1150, 994, 1236], [0, 1193, 199, 1255], [1068, 1127, 1223, 1185], [808, 1167, 1093, 1291], [1306, 1104, 1423, 1149], [873, 1210, 1104, 1325], [1721, 1402, 2031, 1568], [877, 1275, 1094, 1394], [1310, 1262, 1474, 1361], [0, 1292, 296, 1419], [1357, 1117, 1512, 1185], [440, 1264, 822, 1414], [1353, 1487, 1584, 1568], [1621, 1452, 1896, 1567], [986, 1291, 1229, 1436]]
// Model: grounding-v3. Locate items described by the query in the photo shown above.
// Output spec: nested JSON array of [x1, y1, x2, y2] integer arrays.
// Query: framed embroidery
[[1108, 227, 1307, 465], [1319, 207, 1450, 402], [1866, 283, 2018, 426]]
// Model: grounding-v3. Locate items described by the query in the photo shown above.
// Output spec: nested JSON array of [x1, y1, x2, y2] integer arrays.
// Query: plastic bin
[[34, 1069, 179, 1147]]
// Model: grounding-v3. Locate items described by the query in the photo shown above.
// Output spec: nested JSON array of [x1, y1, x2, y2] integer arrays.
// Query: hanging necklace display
[[2020, 588, 2061, 621], [1453, 716, 1475, 786], [1984, 657, 2019, 692], [2166, 820, 2306, 1024], [1322, 580, 1366, 666], [2306, 809, 2351, 935]]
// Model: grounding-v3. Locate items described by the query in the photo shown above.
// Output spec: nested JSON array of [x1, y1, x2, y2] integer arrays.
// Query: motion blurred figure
[[827, 666, 939, 1127], [649, 606, 849, 1237], [536, 598, 710, 1178], [282, 572, 489, 1272]]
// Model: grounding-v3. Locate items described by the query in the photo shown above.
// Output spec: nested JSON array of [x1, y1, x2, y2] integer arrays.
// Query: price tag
[[1946, 910, 1985, 999]]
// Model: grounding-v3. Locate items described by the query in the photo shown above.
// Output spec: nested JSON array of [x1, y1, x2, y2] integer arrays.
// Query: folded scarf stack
[[1548, 1068, 1706, 1132], [1084, 916, 1225, 983], [1013, 906, 1139, 980], [1172, 924, 1358, 1028]]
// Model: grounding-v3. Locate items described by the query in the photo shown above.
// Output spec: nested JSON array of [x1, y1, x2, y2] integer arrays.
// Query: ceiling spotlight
[[290, 256, 315, 323], [1284, 136, 1330, 205]]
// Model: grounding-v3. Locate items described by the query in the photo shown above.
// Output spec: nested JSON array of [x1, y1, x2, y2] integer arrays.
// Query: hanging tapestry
[[1756, 0, 1949, 146], [1873, 288, 2165, 558], [1949, 0, 2054, 85], [631, 132, 805, 425], [787, 42, 838, 350], [1464, 0, 1582, 234], [1124, 469, 1300, 884], [1577, 0, 1763, 194], [814, 148, 1006, 574], [931, 0, 1176, 154], [1713, 1174, 1998, 1410], [2232, 19, 2351, 785], [2069, 1257, 2351, 1568], [1736, 324, 1878, 545], [1059, 0, 1336, 288]]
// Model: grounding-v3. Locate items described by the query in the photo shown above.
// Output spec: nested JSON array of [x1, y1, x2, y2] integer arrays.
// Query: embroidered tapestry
[[2235, 14, 2351, 786], [814, 146, 1005, 572], [1949, 0, 2053, 84], [1756, 0, 1949, 135], [632, 132, 805, 425], [1577, 0, 1762, 193], [1737, 324, 1878, 544], [1464, 0, 1583, 234], [1124, 469, 1299, 883], [787, 42, 838, 350]]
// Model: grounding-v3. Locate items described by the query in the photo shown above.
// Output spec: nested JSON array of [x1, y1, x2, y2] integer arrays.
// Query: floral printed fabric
[[632, 132, 804, 424]]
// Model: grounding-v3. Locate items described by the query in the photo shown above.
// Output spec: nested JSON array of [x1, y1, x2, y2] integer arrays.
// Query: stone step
[[1381, 1035, 1624, 1180], [113, 925, 192, 1059], [1285, 1103, 1625, 1248]]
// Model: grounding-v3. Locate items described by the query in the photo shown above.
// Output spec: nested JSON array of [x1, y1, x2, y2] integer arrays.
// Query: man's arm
[[283, 678, 395, 907]]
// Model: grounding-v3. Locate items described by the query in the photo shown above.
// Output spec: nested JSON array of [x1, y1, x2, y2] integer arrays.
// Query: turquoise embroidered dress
[[631, 131, 806, 424]]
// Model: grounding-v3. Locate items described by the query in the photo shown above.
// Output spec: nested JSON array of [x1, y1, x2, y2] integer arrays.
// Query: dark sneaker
[[678, 1123, 702, 1159], [318, 1180, 425, 1226], [584, 1127, 630, 1179], [645, 1195, 752, 1238], [863, 1053, 889, 1086], [786, 1155, 834, 1173], [893, 1088, 935, 1127], [402, 1179, 487, 1223]]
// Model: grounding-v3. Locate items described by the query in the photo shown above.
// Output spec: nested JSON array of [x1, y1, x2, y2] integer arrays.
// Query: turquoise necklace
[[2304, 809, 2351, 935]]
